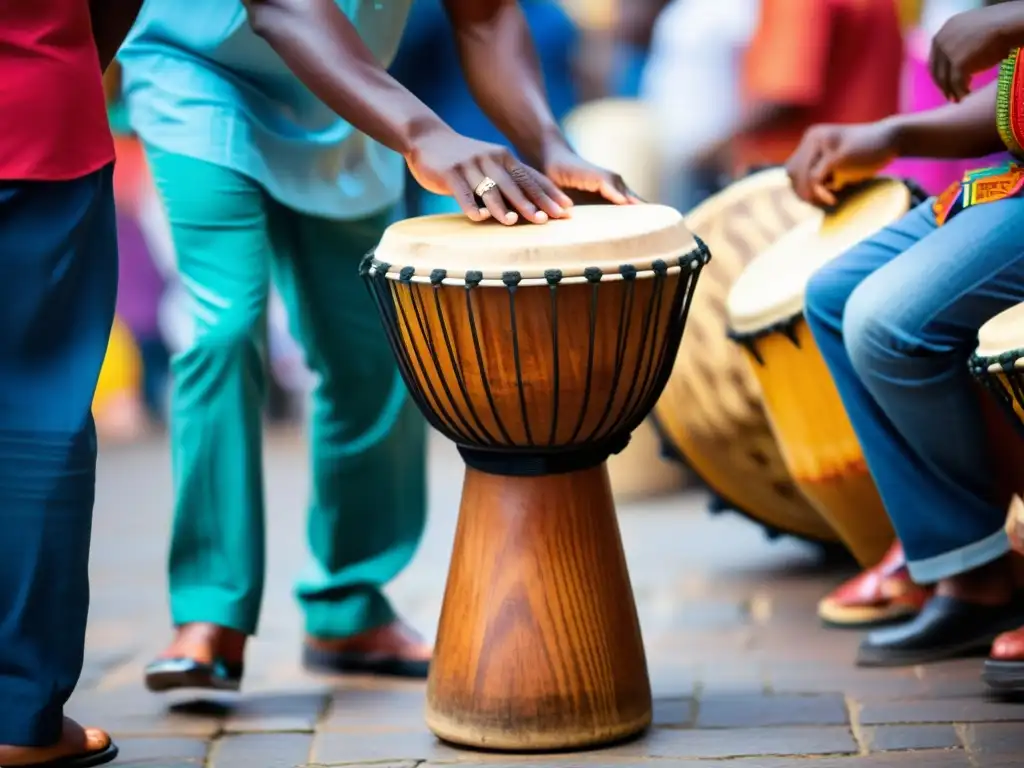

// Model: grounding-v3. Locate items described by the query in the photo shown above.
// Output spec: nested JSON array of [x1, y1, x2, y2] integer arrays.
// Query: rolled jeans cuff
[[906, 527, 1011, 584]]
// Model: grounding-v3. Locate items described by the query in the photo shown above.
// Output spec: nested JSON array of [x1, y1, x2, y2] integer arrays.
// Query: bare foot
[[306, 619, 432, 661], [0, 717, 112, 766], [158, 622, 247, 665]]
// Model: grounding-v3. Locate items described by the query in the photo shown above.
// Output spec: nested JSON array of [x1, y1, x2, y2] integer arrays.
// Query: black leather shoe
[[144, 657, 243, 692], [856, 595, 1024, 668]]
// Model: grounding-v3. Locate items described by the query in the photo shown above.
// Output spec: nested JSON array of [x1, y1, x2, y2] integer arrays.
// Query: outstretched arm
[[88, 0, 145, 71], [439, 0, 566, 168], [243, 0, 572, 224], [441, 0, 637, 202]]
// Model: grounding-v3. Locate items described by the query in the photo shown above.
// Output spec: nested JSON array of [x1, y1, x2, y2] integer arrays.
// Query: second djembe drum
[[724, 178, 919, 567], [360, 205, 708, 751]]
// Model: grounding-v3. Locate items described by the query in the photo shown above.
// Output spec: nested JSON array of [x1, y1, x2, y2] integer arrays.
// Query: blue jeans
[[0, 165, 118, 745], [804, 197, 1024, 584]]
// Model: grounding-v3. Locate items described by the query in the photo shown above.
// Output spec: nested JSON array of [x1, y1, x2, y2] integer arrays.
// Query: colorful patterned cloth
[[933, 47, 1024, 226]]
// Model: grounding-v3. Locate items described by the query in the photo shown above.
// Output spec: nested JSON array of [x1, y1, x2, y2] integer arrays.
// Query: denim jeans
[[804, 197, 1024, 584]]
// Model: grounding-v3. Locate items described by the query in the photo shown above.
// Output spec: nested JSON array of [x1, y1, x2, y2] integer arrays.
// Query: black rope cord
[[969, 351, 1024, 441], [727, 313, 803, 366], [359, 236, 710, 477]]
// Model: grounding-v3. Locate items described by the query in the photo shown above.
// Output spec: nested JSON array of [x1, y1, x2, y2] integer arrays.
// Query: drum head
[[975, 302, 1024, 371], [652, 168, 838, 543], [372, 204, 696, 282], [727, 177, 912, 336]]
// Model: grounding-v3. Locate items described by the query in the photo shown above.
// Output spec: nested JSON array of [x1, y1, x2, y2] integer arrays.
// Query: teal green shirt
[[118, 1, 413, 220]]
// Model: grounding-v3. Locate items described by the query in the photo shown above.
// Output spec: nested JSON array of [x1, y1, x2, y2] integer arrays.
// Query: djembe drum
[[724, 178, 922, 567], [360, 205, 708, 751], [653, 168, 836, 542], [971, 302, 1024, 431], [970, 301, 1024, 508]]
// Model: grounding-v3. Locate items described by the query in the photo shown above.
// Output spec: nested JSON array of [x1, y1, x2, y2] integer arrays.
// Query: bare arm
[[440, 0, 569, 168], [88, 0, 145, 72], [889, 79, 1003, 158], [243, 0, 448, 156]]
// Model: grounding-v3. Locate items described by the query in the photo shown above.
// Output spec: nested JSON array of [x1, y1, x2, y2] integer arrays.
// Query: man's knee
[[842, 276, 945, 381], [804, 256, 864, 333]]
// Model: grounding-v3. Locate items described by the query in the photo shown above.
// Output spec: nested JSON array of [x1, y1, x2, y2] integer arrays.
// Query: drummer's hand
[[404, 126, 572, 225], [542, 141, 644, 205], [930, 3, 1018, 102], [784, 122, 898, 208]]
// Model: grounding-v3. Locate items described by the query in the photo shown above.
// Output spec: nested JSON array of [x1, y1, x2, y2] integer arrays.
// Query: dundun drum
[[653, 169, 835, 542], [360, 206, 708, 750], [725, 179, 916, 567]]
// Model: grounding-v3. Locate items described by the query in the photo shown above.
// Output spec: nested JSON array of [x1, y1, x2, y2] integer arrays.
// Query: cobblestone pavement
[[76, 429, 1024, 767]]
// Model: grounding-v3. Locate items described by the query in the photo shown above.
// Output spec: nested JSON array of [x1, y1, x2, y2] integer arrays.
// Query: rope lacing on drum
[[359, 235, 710, 477], [545, 269, 563, 446], [969, 352, 1024, 441]]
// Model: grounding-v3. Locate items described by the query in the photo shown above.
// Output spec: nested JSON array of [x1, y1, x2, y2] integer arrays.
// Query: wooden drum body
[[724, 179, 919, 567], [360, 206, 708, 751], [652, 168, 835, 542]]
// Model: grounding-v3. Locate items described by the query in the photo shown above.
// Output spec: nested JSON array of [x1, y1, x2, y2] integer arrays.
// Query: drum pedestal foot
[[426, 463, 652, 752]]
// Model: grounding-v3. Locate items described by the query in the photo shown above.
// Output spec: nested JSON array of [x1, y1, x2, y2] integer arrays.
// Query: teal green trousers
[[146, 147, 426, 638]]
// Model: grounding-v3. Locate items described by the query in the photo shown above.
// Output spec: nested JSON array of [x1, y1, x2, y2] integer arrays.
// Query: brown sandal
[[817, 541, 931, 629]]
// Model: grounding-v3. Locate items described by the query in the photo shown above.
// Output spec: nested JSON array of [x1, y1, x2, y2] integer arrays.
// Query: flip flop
[[302, 644, 429, 679], [20, 739, 118, 768], [144, 656, 243, 692], [818, 541, 931, 630]]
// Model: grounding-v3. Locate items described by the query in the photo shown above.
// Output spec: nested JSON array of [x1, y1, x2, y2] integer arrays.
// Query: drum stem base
[[426, 463, 652, 752]]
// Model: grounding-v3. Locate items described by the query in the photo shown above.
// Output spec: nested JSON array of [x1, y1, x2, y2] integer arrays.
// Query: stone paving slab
[[73, 432, 1024, 766]]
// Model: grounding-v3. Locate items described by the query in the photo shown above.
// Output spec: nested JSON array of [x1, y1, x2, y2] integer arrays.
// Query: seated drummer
[[785, 1, 1024, 668]]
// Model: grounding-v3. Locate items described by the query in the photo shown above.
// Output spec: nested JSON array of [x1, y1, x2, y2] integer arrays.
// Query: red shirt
[[739, 0, 904, 170], [0, 1, 114, 180]]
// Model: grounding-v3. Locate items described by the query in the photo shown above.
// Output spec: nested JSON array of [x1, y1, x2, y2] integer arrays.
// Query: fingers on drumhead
[[482, 158, 544, 224], [446, 171, 490, 221]]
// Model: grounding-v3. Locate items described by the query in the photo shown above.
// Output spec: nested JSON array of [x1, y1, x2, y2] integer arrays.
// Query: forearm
[[992, 1, 1024, 50], [733, 102, 811, 143], [888, 80, 1003, 158], [88, 0, 145, 72], [244, 0, 448, 156], [444, 0, 567, 168]]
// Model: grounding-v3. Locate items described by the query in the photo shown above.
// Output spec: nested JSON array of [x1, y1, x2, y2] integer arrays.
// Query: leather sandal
[[817, 541, 931, 629], [3, 724, 118, 768]]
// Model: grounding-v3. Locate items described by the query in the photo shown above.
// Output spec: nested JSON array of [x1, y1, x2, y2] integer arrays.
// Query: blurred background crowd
[[93, 0, 1000, 445]]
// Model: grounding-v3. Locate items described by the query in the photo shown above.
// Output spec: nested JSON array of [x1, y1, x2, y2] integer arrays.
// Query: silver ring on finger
[[474, 177, 498, 198]]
